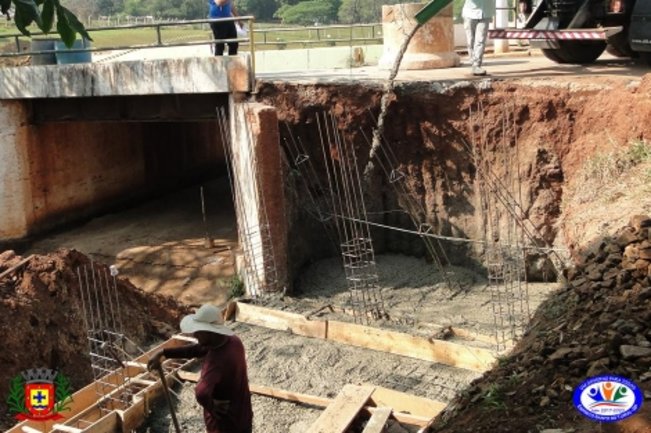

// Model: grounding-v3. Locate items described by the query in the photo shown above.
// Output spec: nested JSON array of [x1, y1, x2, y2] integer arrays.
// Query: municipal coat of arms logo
[[7, 369, 73, 421]]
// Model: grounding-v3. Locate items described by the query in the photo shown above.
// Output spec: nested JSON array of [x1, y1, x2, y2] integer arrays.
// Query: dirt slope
[[432, 216, 651, 433], [0, 249, 190, 430]]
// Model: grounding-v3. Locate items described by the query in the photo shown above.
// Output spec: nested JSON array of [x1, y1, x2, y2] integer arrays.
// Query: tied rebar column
[[217, 106, 280, 297], [76, 262, 136, 414], [317, 112, 387, 324], [468, 99, 533, 351]]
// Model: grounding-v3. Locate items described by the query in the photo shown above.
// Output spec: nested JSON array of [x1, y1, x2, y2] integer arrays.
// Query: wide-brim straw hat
[[180, 304, 234, 336]]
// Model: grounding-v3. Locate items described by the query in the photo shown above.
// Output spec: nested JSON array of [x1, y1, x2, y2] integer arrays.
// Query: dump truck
[[488, 0, 651, 65]]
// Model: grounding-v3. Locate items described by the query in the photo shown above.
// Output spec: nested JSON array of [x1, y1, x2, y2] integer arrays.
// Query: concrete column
[[0, 101, 32, 242], [494, 0, 510, 53], [379, 3, 460, 70], [230, 101, 287, 296]]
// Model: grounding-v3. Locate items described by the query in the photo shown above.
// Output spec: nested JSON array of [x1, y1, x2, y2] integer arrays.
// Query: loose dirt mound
[[0, 249, 191, 430], [433, 216, 651, 433]]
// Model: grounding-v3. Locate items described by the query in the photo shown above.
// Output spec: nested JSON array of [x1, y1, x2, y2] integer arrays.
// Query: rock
[[635, 259, 651, 272], [624, 244, 640, 261], [639, 287, 651, 301], [587, 358, 610, 377], [540, 396, 551, 407], [0, 250, 17, 263], [630, 215, 651, 231], [616, 228, 639, 248], [620, 345, 651, 359], [540, 430, 575, 433], [639, 248, 651, 261], [549, 347, 579, 362], [604, 243, 622, 255]]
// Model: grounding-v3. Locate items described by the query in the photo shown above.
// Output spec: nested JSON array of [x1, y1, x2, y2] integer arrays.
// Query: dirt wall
[[256, 76, 651, 282]]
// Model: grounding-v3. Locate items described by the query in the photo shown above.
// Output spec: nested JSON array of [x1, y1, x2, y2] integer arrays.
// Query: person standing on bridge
[[148, 304, 253, 433], [209, 0, 239, 56], [462, 0, 495, 76]]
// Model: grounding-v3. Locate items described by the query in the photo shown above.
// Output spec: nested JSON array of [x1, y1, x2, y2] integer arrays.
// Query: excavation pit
[[1, 72, 651, 433]]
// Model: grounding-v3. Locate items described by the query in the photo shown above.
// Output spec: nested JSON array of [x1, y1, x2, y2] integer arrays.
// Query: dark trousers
[[210, 21, 238, 56]]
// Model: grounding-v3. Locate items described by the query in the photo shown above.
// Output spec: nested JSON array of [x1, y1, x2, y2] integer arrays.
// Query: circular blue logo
[[573, 375, 644, 422]]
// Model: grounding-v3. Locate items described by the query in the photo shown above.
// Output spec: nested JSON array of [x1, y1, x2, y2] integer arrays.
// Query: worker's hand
[[211, 399, 230, 417], [147, 351, 164, 371]]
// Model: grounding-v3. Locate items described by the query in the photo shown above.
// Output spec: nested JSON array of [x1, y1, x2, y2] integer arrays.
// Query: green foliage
[[6, 375, 28, 416], [626, 139, 651, 164], [338, 0, 400, 24], [1, 0, 91, 47], [54, 372, 73, 413], [573, 138, 651, 203], [239, 0, 280, 20], [481, 383, 506, 410], [277, 0, 340, 25], [227, 275, 245, 299]]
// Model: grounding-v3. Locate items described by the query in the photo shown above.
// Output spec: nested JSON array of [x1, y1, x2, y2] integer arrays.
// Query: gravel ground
[[141, 254, 559, 433]]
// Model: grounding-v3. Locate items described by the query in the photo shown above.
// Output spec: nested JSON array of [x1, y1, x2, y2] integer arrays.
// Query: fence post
[[156, 24, 162, 46]]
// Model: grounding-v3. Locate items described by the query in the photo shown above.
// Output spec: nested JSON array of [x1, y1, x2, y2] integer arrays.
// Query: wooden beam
[[0, 254, 34, 280], [309, 385, 374, 433], [235, 302, 327, 339], [361, 407, 392, 433], [6, 336, 194, 433], [368, 385, 446, 419], [82, 412, 119, 433], [232, 302, 495, 371], [51, 426, 82, 433], [176, 372, 434, 427]]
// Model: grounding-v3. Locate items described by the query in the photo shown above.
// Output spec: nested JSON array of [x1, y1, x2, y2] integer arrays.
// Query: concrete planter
[[378, 2, 459, 70]]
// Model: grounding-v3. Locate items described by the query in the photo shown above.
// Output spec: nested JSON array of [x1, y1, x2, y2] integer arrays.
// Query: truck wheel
[[639, 52, 651, 66], [606, 33, 633, 58], [542, 41, 607, 64]]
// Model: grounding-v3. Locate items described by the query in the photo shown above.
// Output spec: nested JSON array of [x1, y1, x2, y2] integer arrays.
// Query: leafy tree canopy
[[1, 0, 92, 47], [276, 0, 340, 25]]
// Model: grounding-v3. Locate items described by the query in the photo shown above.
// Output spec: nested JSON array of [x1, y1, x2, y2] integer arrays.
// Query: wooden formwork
[[224, 301, 497, 372], [5, 335, 197, 433]]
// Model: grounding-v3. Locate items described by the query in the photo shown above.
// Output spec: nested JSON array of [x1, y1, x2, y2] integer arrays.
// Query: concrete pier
[[379, 3, 459, 70]]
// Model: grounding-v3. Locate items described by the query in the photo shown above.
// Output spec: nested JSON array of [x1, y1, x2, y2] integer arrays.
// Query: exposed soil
[[257, 76, 651, 279], [432, 216, 651, 433], [27, 178, 238, 306], [0, 249, 190, 430], [2, 74, 650, 433]]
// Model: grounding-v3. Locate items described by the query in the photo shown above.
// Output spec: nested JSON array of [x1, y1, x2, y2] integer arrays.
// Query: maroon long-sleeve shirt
[[163, 336, 252, 433]]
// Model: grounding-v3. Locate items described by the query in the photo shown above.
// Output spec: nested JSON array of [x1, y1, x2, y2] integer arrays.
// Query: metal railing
[[0, 19, 383, 57], [0, 16, 254, 55]]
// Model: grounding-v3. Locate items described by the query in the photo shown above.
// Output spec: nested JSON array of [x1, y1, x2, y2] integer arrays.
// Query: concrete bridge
[[0, 54, 287, 291]]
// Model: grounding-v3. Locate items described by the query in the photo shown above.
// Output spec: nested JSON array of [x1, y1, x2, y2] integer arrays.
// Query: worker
[[147, 304, 253, 433], [462, 0, 496, 76]]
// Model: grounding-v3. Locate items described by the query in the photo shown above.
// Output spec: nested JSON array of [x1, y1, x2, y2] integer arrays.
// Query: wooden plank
[[361, 407, 392, 433], [81, 412, 119, 433], [236, 302, 327, 339], [326, 321, 494, 372], [368, 385, 446, 419], [118, 399, 147, 432], [51, 426, 82, 433], [0, 255, 34, 279], [6, 337, 192, 433], [176, 373, 435, 428], [177, 371, 333, 407], [232, 302, 496, 372], [308, 385, 374, 433]]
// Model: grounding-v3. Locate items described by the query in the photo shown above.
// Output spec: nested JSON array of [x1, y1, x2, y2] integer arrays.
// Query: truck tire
[[639, 52, 651, 66], [606, 32, 633, 58], [542, 41, 606, 64]]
